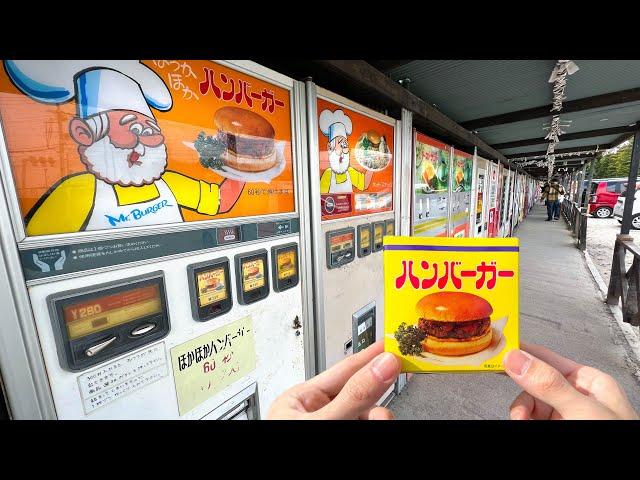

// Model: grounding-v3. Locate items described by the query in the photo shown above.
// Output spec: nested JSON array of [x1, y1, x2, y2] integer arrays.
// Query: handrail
[[607, 235, 640, 326], [560, 199, 587, 251]]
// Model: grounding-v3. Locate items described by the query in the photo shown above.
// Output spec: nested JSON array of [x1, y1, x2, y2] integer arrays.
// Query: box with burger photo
[[384, 236, 518, 372]]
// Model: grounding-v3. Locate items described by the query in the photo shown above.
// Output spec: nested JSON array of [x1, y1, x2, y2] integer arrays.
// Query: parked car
[[613, 191, 640, 230], [585, 178, 640, 219]]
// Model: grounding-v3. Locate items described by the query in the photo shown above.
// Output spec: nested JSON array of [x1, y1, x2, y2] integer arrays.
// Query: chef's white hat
[[319, 109, 352, 142], [4, 60, 172, 119]]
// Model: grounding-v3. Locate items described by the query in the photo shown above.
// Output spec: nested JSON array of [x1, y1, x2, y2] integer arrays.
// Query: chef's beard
[[329, 149, 349, 174], [82, 136, 168, 186]]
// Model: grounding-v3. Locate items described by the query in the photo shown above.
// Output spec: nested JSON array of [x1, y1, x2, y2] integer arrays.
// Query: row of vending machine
[[0, 60, 540, 419]]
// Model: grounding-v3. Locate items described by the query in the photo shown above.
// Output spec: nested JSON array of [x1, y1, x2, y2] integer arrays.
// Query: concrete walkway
[[388, 205, 640, 419]]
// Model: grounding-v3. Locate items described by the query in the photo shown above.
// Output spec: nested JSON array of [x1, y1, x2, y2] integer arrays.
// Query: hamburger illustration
[[194, 106, 278, 173], [415, 291, 493, 356], [355, 130, 391, 170]]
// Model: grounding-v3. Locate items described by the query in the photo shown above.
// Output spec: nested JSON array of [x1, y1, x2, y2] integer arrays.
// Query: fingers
[[504, 349, 588, 417], [306, 341, 385, 397], [311, 351, 401, 420], [509, 391, 553, 420], [520, 342, 582, 376], [359, 406, 395, 420]]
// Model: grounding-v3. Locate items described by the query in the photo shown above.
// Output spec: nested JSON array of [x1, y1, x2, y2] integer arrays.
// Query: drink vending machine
[[449, 148, 474, 238], [0, 60, 315, 419], [486, 160, 500, 238], [412, 132, 451, 238], [304, 81, 401, 400], [473, 155, 489, 238]]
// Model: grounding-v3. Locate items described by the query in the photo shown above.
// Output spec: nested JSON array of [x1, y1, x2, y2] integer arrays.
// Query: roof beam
[[311, 60, 526, 173], [506, 144, 607, 159], [365, 60, 414, 72], [492, 125, 637, 150], [461, 87, 640, 130]]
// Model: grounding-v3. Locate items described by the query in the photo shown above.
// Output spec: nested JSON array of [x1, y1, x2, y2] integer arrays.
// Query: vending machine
[[499, 168, 512, 237], [0, 60, 314, 419], [473, 156, 489, 238], [412, 131, 451, 237], [305, 82, 400, 394], [449, 148, 473, 237], [486, 161, 500, 238]]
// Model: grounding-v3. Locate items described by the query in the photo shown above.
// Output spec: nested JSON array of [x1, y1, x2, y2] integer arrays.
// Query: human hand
[[504, 342, 639, 420], [267, 340, 401, 420]]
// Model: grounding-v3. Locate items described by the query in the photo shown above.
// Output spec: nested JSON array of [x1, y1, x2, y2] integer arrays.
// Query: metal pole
[[582, 156, 596, 209], [621, 127, 640, 235], [576, 162, 586, 207]]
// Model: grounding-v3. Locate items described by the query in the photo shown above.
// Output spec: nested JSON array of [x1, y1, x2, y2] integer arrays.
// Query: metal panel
[[400, 109, 413, 236], [0, 169, 56, 419], [305, 80, 327, 373], [292, 80, 316, 379]]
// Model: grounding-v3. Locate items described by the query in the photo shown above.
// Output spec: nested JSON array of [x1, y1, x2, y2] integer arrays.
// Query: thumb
[[504, 349, 587, 417], [311, 352, 400, 420]]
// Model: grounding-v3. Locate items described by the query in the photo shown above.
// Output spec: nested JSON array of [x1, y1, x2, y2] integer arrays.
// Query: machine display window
[[197, 268, 228, 307], [271, 243, 299, 292], [373, 222, 384, 251], [187, 258, 233, 322], [63, 284, 162, 340], [242, 259, 266, 292], [326, 228, 355, 269], [235, 249, 270, 305]]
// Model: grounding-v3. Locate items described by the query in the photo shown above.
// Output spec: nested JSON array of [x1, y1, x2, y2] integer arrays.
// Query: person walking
[[542, 177, 565, 221]]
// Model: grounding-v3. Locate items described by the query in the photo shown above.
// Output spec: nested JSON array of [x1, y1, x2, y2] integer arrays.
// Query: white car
[[613, 192, 640, 229]]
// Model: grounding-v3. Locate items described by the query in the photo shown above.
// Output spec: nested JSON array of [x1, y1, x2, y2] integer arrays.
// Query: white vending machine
[[305, 81, 400, 404], [0, 60, 314, 419]]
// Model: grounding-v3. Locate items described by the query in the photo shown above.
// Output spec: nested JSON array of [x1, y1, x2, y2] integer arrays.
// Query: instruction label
[[78, 342, 168, 415]]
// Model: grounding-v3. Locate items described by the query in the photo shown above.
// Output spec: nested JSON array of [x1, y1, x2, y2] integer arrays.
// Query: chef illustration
[[4, 60, 244, 236], [319, 109, 373, 194]]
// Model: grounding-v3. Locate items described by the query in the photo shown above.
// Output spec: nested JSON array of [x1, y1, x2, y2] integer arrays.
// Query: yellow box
[[383, 235, 519, 372]]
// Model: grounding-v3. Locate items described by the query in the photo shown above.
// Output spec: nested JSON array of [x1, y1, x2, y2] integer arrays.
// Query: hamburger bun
[[416, 291, 493, 322], [367, 130, 381, 147], [214, 106, 278, 172], [421, 328, 492, 356]]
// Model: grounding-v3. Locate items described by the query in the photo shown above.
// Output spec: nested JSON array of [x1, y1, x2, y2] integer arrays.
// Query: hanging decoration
[[541, 60, 580, 178]]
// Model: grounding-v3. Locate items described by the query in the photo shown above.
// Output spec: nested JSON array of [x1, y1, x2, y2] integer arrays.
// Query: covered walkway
[[388, 205, 640, 419]]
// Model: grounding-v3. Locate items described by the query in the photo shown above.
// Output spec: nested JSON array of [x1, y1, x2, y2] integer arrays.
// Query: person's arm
[[162, 171, 220, 215], [319, 168, 332, 194], [25, 173, 95, 235], [348, 166, 367, 191]]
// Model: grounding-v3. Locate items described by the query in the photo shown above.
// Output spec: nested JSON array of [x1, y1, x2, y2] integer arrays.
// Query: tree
[[593, 142, 633, 178]]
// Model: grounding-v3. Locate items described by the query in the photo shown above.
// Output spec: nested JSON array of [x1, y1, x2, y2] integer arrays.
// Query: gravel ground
[[585, 214, 640, 285]]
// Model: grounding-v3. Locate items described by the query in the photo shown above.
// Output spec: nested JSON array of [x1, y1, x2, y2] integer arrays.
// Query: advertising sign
[[317, 98, 394, 220], [412, 132, 450, 237], [384, 236, 519, 373], [170, 315, 256, 416], [0, 60, 296, 237]]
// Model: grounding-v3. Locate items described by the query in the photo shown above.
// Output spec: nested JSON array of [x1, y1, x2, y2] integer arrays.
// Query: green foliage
[[593, 142, 633, 178], [394, 322, 426, 356], [193, 131, 226, 170]]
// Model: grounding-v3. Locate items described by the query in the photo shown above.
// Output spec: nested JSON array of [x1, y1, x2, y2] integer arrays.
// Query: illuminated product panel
[[47, 271, 170, 371], [357, 224, 372, 258], [271, 243, 299, 292], [235, 249, 270, 305], [326, 228, 355, 269], [187, 258, 233, 322], [372, 221, 385, 252]]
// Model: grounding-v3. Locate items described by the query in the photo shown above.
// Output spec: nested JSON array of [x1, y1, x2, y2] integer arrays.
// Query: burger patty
[[218, 132, 274, 158], [418, 318, 490, 340]]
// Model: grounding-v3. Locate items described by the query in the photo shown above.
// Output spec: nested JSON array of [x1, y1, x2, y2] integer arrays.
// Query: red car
[[585, 178, 640, 218]]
